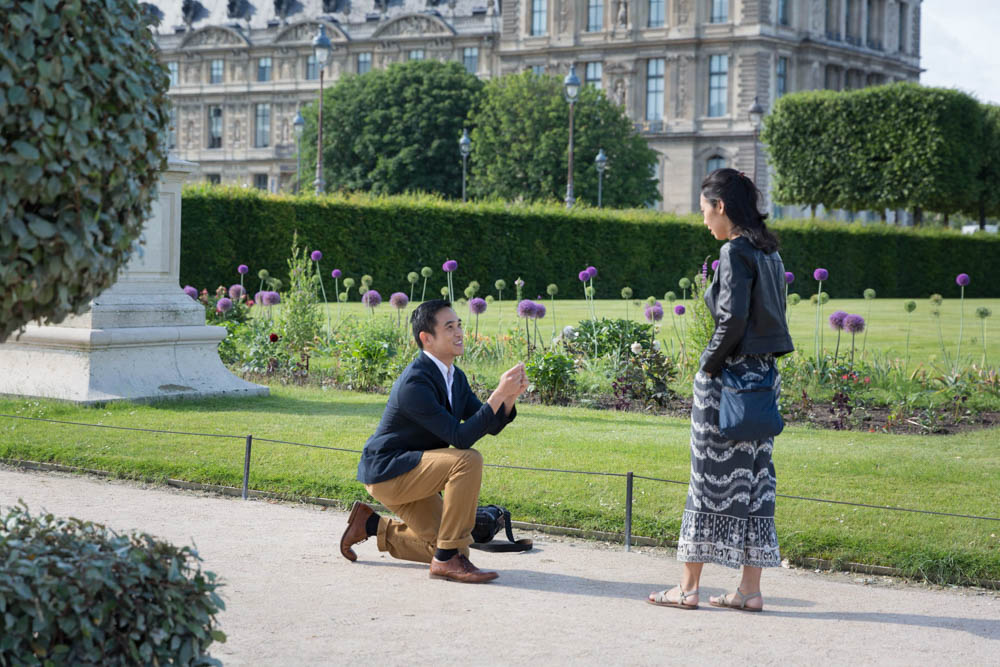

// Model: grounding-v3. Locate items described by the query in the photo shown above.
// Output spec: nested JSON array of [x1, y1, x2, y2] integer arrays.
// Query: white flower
[[562, 325, 578, 340], [630, 342, 642, 355], [652, 340, 661, 351]]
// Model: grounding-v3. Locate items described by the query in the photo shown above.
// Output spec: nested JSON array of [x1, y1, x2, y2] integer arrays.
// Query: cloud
[[921, 2, 1000, 104]]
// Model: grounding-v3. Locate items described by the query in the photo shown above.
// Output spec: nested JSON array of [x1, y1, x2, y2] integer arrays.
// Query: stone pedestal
[[0, 159, 268, 404]]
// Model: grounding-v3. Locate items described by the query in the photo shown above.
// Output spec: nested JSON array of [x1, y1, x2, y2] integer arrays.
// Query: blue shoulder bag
[[718, 365, 784, 442]]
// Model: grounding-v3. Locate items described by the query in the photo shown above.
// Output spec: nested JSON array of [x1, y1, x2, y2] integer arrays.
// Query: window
[[208, 106, 222, 149], [645, 58, 664, 121], [778, 0, 789, 25], [531, 64, 546, 76], [357, 52, 372, 74], [167, 108, 176, 149], [253, 174, 269, 190], [167, 62, 178, 87], [306, 54, 319, 80], [587, 0, 603, 32], [708, 54, 728, 117], [710, 0, 727, 23], [254, 103, 270, 147], [462, 47, 479, 74], [648, 0, 664, 28], [707, 155, 726, 174], [210, 59, 224, 84], [408, 49, 425, 61], [826, 0, 841, 39], [257, 57, 272, 82], [585, 62, 603, 90], [531, 0, 547, 35], [207, 174, 221, 185], [825, 64, 842, 90], [776, 57, 788, 98], [898, 2, 908, 53]]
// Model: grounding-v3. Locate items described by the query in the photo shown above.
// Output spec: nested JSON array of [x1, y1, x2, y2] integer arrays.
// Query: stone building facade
[[151, 0, 921, 213]]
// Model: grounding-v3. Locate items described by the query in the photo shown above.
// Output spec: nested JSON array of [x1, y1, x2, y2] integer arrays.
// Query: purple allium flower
[[785, 271, 795, 284], [183, 285, 198, 300], [389, 292, 409, 309], [332, 269, 342, 279], [844, 314, 865, 333], [216, 297, 233, 313], [311, 250, 323, 262], [533, 301, 546, 319], [362, 290, 382, 307], [586, 266, 597, 279], [262, 291, 280, 306], [829, 310, 848, 330], [237, 264, 249, 275], [442, 260, 458, 272], [255, 291, 265, 304], [517, 299, 537, 318], [956, 273, 970, 287], [578, 270, 589, 282], [514, 278, 524, 288], [645, 304, 664, 322], [229, 284, 245, 300], [674, 305, 686, 316], [712, 260, 720, 272], [813, 268, 829, 281], [469, 297, 487, 314]]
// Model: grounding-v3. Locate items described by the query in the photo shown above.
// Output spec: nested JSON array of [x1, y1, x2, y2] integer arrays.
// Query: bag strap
[[469, 508, 533, 552]]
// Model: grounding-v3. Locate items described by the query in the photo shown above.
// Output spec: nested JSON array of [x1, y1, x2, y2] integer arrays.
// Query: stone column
[[0, 159, 268, 404]]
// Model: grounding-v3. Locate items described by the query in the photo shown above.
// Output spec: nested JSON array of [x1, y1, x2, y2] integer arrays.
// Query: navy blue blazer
[[357, 352, 516, 485]]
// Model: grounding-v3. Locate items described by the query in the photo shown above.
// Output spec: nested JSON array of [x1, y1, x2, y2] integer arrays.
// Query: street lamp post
[[595, 148, 607, 208], [563, 65, 580, 209], [293, 110, 304, 193], [312, 25, 332, 195], [458, 128, 471, 202], [748, 95, 765, 187]]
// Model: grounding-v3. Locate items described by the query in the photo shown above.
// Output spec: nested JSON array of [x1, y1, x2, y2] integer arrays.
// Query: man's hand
[[498, 362, 529, 398]]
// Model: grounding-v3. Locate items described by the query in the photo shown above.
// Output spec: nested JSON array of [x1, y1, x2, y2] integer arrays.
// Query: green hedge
[[180, 187, 1000, 300]]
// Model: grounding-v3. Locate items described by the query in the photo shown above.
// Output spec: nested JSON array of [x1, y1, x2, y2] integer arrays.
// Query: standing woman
[[648, 169, 794, 612]]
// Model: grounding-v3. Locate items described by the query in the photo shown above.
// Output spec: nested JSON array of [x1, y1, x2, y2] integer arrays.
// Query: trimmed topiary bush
[[0, 0, 171, 342], [0, 504, 225, 665]]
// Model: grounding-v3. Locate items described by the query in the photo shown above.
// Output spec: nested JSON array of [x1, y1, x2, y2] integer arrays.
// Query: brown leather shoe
[[340, 501, 374, 562], [429, 553, 499, 584]]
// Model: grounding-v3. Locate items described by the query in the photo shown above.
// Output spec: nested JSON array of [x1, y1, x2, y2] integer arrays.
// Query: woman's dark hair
[[701, 168, 779, 253], [410, 299, 453, 348]]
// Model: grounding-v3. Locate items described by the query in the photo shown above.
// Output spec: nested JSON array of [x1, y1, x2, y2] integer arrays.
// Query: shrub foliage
[[180, 188, 1000, 300], [0, 504, 225, 665], [0, 0, 171, 341]]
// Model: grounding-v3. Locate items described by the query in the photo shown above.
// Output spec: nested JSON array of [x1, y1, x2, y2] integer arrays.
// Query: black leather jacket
[[699, 236, 794, 375]]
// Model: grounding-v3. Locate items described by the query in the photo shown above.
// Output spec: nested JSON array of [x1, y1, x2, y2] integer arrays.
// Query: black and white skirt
[[676, 354, 781, 569]]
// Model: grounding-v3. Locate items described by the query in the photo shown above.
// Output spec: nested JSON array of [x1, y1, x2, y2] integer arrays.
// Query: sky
[[920, 0, 1000, 104]]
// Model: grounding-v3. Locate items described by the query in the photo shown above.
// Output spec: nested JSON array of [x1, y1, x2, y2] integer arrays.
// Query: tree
[[762, 83, 985, 222], [0, 0, 170, 342], [467, 72, 659, 208], [965, 104, 1000, 229], [299, 60, 483, 197]]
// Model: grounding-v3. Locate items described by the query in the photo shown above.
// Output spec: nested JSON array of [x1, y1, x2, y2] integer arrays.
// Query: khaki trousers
[[364, 448, 483, 564]]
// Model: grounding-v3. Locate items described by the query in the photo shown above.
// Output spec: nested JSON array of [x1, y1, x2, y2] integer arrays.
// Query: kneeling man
[[340, 299, 527, 583]]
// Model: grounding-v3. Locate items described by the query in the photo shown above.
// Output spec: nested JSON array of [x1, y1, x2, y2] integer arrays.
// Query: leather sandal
[[709, 588, 763, 612], [647, 585, 699, 609]]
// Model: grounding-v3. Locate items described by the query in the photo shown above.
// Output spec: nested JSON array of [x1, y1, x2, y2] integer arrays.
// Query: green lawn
[[2, 386, 998, 584], [302, 297, 999, 367]]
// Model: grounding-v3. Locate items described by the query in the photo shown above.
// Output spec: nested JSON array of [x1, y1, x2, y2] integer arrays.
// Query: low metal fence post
[[625, 471, 633, 552], [242, 434, 253, 500]]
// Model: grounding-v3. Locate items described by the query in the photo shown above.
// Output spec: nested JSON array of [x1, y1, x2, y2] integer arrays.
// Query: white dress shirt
[[422, 350, 454, 408]]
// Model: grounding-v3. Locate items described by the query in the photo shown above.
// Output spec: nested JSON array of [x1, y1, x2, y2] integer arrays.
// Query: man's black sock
[[365, 512, 380, 537], [434, 548, 458, 562]]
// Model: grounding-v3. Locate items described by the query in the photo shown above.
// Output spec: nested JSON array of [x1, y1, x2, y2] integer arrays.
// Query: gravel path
[[1, 466, 997, 665]]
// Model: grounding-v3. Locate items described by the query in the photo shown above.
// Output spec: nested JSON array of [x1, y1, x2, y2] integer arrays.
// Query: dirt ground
[[1, 466, 998, 665]]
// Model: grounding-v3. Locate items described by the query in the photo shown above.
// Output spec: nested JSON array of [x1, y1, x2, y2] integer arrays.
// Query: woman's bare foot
[[709, 588, 763, 611]]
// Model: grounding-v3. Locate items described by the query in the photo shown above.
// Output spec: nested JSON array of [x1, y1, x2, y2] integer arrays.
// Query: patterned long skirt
[[676, 354, 781, 569]]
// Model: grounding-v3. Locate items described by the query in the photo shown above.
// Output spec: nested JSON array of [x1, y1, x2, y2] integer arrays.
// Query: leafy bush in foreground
[[0, 504, 225, 665]]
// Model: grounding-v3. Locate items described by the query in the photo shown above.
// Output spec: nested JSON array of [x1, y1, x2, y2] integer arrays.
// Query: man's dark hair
[[410, 299, 452, 349]]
